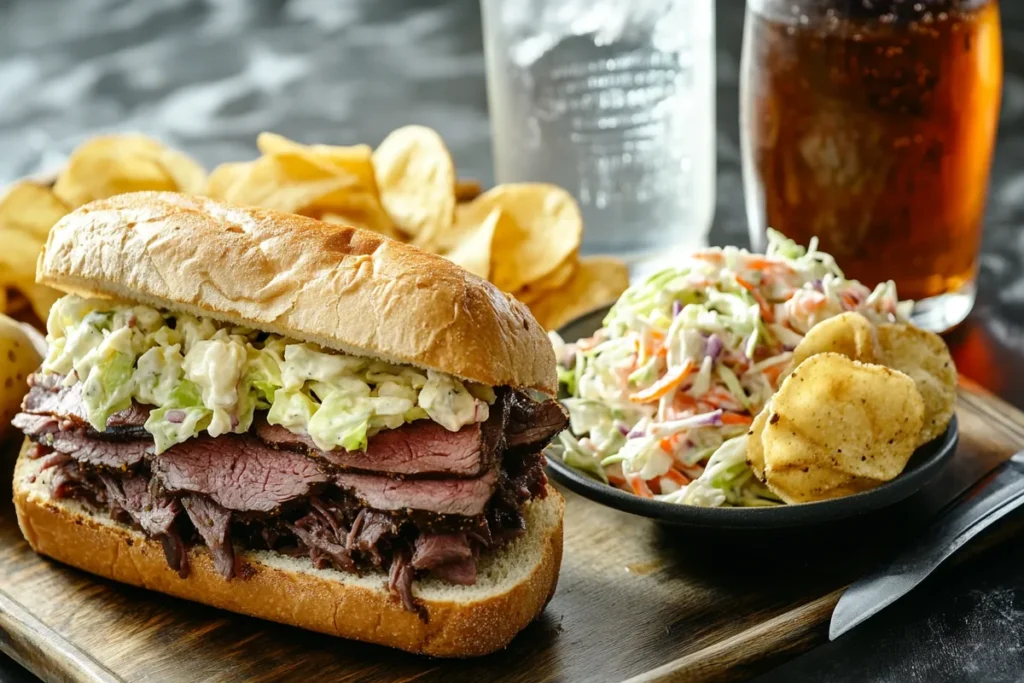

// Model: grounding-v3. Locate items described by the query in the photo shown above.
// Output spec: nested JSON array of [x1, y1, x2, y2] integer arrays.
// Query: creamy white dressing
[[42, 295, 493, 453]]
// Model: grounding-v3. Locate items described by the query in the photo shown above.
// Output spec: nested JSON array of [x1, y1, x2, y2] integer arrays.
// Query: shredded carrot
[[659, 434, 683, 453], [799, 292, 829, 314], [648, 329, 668, 358], [608, 474, 626, 487], [628, 475, 654, 498], [744, 257, 795, 276], [736, 276, 775, 323], [664, 468, 691, 486], [629, 361, 695, 403], [721, 412, 753, 426], [704, 387, 740, 410], [674, 393, 698, 411], [762, 363, 786, 386], [693, 251, 724, 264], [841, 291, 860, 309]]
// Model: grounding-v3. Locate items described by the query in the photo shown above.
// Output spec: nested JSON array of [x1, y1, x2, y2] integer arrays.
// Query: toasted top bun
[[37, 192, 556, 393]]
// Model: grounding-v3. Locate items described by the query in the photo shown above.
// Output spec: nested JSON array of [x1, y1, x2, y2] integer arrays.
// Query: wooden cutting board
[[1, 378, 1022, 683]]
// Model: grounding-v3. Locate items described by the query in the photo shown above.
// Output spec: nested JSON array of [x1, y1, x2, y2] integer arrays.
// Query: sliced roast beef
[[412, 532, 477, 586], [152, 435, 328, 512], [182, 495, 234, 579], [49, 459, 102, 503], [255, 390, 508, 479], [335, 468, 498, 517], [507, 393, 568, 449], [22, 374, 150, 432], [106, 403, 152, 428], [20, 371, 551, 615], [98, 472, 180, 537], [16, 413, 152, 469], [411, 533, 473, 570], [12, 413, 58, 437], [388, 546, 421, 616], [95, 471, 188, 578], [347, 508, 394, 564], [287, 515, 355, 573], [161, 527, 190, 579], [39, 451, 73, 472], [256, 419, 492, 478]]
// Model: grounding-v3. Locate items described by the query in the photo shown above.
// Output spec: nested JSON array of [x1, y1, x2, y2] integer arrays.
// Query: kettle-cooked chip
[[791, 311, 881, 369], [527, 256, 628, 331], [372, 125, 456, 246], [877, 323, 957, 445], [441, 207, 502, 280], [746, 403, 770, 483], [455, 183, 583, 293], [54, 134, 206, 208], [761, 353, 925, 504]]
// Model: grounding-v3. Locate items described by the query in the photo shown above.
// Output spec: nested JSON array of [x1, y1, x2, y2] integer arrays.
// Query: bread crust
[[36, 192, 556, 394], [13, 441, 564, 657]]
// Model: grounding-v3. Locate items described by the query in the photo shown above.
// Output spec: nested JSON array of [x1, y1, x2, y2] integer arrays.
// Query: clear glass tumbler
[[740, 0, 1002, 331], [481, 0, 717, 258]]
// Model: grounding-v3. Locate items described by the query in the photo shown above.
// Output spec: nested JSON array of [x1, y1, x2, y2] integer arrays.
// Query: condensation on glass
[[741, 0, 1003, 331], [481, 0, 717, 257]]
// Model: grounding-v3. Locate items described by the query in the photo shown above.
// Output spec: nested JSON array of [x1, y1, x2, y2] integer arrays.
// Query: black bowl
[[546, 305, 960, 530]]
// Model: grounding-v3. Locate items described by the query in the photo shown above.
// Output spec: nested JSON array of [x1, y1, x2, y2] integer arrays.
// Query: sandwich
[[11, 191, 568, 657]]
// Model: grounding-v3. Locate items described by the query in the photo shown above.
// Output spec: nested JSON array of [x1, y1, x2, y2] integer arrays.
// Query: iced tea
[[741, 0, 1002, 325]]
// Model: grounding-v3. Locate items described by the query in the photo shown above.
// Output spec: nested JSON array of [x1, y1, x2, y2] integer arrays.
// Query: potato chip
[[527, 256, 629, 330], [320, 198, 402, 241], [256, 133, 378, 196], [0, 229, 50, 283], [514, 255, 577, 305], [206, 155, 356, 214], [20, 283, 62, 323], [0, 313, 43, 437], [791, 311, 880, 369], [0, 182, 71, 240], [761, 353, 925, 504], [53, 134, 206, 208], [203, 161, 250, 201], [877, 323, 957, 445], [455, 178, 483, 203], [442, 208, 503, 279], [455, 183, 583, 293], [746, 404, 770, 483], [373, 125, 456, 246]]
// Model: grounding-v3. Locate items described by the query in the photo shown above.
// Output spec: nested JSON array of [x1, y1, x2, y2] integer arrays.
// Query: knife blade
[[829, 450, 1024, 640]]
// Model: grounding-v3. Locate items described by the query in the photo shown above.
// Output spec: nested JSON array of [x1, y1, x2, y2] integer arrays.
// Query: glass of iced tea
[[741, 0, 1002, 331]]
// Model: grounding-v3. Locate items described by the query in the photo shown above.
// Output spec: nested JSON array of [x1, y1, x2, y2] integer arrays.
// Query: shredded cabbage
[[546, 230, 908, 507], [42, 295, 493, 453]]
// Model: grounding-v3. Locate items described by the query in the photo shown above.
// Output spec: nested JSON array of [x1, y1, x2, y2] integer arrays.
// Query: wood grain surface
[[1, 380, 1022, 683]]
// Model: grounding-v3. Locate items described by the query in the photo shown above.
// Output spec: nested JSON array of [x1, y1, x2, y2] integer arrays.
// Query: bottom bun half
[[13, 440, 564, 657]]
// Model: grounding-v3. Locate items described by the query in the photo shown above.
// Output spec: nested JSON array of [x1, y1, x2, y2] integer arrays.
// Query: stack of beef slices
[[14, 373, 568, 616]]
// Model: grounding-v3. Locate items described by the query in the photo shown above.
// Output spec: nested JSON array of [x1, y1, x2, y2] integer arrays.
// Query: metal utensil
[[830, 450, 1024, 640]]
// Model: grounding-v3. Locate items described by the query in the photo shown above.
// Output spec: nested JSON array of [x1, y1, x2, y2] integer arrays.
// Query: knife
[[829, 450, 1024, 640]]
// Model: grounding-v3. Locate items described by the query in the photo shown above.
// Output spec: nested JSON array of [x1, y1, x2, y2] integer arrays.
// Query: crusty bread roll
[[36, 191, 556, 393], [14, 441, 564, 657]]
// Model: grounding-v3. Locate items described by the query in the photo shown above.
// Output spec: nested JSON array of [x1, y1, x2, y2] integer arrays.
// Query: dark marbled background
[[1, 1, 1023, 681]]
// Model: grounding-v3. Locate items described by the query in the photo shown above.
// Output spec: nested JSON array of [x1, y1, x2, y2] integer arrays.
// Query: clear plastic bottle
[[481, 0, 716, 257]]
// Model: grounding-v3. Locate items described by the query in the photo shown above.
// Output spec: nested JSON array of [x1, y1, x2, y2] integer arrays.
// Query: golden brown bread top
[[37, 191, 556, 393]]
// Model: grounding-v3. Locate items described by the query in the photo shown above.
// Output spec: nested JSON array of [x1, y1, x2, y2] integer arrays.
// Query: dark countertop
[[1, 0, 1023, 681]]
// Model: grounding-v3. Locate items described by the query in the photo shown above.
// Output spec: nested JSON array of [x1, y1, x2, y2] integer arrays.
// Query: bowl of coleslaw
[[544, 231, 958, 529]]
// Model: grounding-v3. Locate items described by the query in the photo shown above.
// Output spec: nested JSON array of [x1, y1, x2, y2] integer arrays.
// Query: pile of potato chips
[[0, 128, 628, 331], [746, 312, 957, 504]]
